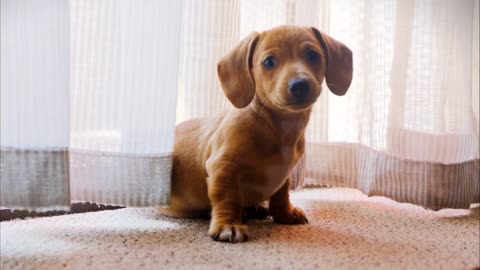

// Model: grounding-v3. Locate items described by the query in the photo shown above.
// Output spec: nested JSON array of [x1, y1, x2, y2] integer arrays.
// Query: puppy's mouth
[[267, 82, 321, 112], [269, 92, 319, 112], [270, 95, 317, 112], [286, 97, 316, 110]]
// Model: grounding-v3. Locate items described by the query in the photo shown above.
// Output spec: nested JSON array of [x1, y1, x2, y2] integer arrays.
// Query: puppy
[[160, 25, 352, 243]]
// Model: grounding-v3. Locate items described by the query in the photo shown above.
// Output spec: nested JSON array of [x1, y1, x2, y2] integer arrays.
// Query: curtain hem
[[69, 150, 172, 207], [0, 147, 71, 211], [305, 142, 480, 210]]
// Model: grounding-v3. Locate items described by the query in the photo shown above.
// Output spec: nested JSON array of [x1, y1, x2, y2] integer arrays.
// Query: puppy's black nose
[[288, 79, 310, 98]]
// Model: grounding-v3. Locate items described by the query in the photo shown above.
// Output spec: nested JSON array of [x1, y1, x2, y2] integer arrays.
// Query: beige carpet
[[1, 188, 479, 270]]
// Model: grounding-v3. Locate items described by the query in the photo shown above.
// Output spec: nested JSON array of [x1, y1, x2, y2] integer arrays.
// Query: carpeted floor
[[1, 188, 479, 270]]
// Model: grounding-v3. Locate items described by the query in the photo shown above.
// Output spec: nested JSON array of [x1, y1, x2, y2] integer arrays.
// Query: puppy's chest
[[240, 144, 301, 203]]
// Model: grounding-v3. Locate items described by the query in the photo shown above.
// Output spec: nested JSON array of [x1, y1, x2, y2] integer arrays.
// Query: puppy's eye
[[263, 56, 276, 69], [307, 50, 321, 64]]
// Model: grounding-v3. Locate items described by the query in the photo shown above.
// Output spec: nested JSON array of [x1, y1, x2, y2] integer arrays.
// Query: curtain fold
[[1, 0, 182, 211], [68, 0, 182, 206]]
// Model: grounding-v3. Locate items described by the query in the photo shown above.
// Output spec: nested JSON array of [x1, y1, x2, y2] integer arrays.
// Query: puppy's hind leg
[[242, 201, 270, 222]]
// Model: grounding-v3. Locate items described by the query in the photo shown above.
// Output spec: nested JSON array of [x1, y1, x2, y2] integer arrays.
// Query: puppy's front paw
[[272, 207, 308, 225], [208, 223, 248, 243]]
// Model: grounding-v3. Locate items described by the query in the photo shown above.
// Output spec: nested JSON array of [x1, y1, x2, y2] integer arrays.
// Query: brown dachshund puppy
[[160, 25, 352, 243]]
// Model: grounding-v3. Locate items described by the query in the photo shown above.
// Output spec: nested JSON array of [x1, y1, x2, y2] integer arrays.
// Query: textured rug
[[1, 188, 479, 270]]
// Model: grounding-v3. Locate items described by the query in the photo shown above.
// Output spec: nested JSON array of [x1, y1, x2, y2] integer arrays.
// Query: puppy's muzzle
[[288, 78, 310, 99]]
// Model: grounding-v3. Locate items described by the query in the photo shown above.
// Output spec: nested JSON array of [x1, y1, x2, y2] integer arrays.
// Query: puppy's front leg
[[207, 171, 248, 243], [269, 177, 308, 224]]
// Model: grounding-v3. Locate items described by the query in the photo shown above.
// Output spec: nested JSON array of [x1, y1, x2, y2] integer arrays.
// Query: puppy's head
[[218, 25, 353, 112]]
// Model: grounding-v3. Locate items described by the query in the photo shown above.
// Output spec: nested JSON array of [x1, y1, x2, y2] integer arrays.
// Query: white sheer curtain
[[1, 0, 182, 210], [1, 0, 70, 211], [68, 0, 182, 206], [176, 0, 479, 210], [0, 0, 70, 210], [1, 0, 478, 211], [305, 0, 479, 209]]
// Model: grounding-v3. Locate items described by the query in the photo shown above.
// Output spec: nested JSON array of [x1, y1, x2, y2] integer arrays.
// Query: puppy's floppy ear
[[311, 27, 353, 96], [217, 32, 260, 108]]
